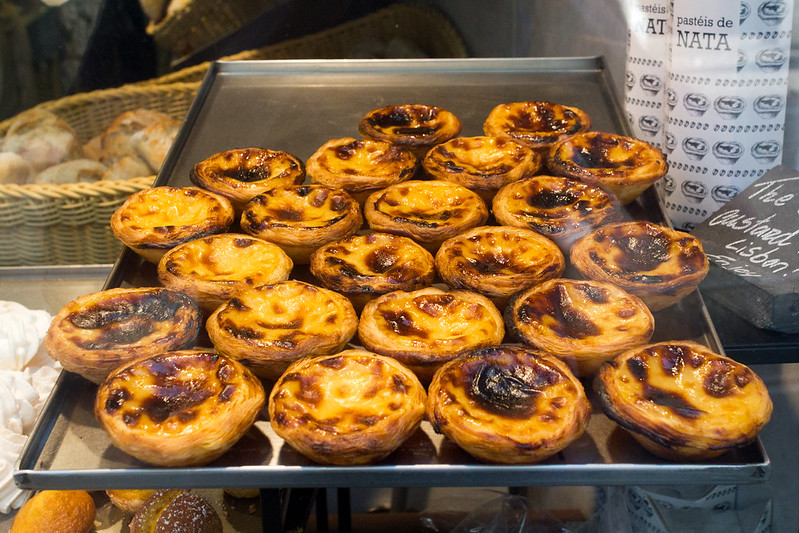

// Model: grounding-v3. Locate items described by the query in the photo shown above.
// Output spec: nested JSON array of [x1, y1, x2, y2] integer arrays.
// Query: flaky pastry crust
[[110, 186, 235, 264], [358, 104, 462, 155], [570, 221, 709, 311], [482, 101, 591, 153], [157, 233, 293, 313], [492, 175, 623, 252], [190, 147, 305, 211], [435, 225, 565, 306], [358, 287, 505, 382], [309, 232, 435, 309], [364, 180, 489, 252], [206, 280, 358, 380], [422, 136, 542, 202], [427, 344, 591, 463], [95, 350, 265, 467], [44, 287, 202, 384], [505, 278, 655, 377], [547, 131, 668, 204], [595, 341, 772, 460], [269, 349, 426, 465], [239, 184, 362, 264], [306, 137, 418, 201]]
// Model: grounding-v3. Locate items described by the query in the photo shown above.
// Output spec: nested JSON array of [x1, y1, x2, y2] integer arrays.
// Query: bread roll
[[10, 490, 95, 533], [34, 159, 108, 185], [0, 152, 35, 185], [2, 109, 83, 172]]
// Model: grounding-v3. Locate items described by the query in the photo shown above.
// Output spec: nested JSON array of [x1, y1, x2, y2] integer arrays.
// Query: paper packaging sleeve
[[624, 0, 793, 230]]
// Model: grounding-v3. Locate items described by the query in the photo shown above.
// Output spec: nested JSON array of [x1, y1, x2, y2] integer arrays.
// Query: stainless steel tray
[[17, 57, 770, 490]]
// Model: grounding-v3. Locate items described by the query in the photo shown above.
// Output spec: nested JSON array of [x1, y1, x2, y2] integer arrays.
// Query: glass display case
[[1, 1, 798, 532]]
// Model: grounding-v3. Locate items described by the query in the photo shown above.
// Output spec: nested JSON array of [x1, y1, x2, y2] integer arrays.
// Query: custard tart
[[427, 344, 591, 464], [570, 221, 709, 311], [482, 101, 592, 154], [157, 233, 293, 314], [269, 349, 426, 465], [505, 278, 655, 377], [309, 232, 436, 311], [44, 287, 202, 384], [547, 131, 668, 204], [492, 175, 623, 253], [306, 137, 418, 203], [358, 104, 462, 155], [95, 349, 265, 467], [206, 280, 358, 380], [435, 225, 565, 309], [239, 184, 362, 264], [110, 186, 235, 264], [364, 179, 489, 252], [358, 287, 505, 383], [190, 147, 305, 212], [421, 135, 542, 203], [595, 341, 773, 461]]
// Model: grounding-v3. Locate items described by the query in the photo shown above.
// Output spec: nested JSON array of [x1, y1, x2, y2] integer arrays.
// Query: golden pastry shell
[[157, 233, 293, 314], [190, 147, 305, 212], [364, 179, 489, 252], [594, 341, 773, 461], [269, 349, 426, 465], [206, 280, 358, 380], [358, 104, 462, 154], [306, 137, 418, 199], [547, 131, 668, 204], [482, 101, 592, 153], [435, 225, 565, 301], [357, 286, 505, 383], [492, 174, 623, 253], [240, 184, 363, 264], [426, 343, 591, 463], [94, 349, 265, 467], [570, 221, 709, 311], [505, 278, 655, 377], [110, 186, 235, 264], [44, 286, 203, 384], [309, 231, 436, 296], [421, 135, 542, 202]]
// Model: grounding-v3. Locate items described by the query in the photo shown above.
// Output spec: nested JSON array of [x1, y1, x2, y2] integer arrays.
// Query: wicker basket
[[147, 0, 280, 58], [143, 3, 468, 86], [0, 82, 200, 266]]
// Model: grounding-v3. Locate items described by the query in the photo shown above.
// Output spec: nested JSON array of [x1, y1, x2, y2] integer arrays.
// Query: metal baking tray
[[16, 57, 770, 490]]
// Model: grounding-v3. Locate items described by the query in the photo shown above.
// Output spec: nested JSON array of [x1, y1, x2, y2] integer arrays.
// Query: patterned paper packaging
[[660, 0, 793, 230], [624, 0, 671, 149]]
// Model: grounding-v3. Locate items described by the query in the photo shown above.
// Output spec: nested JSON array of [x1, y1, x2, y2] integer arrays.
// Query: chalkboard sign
[[692, 165, 799, 333]]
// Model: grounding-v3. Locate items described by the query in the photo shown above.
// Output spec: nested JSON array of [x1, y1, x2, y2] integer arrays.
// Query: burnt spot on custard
[[333, 140, 364, 160], [626, 357, 648, 381], [221, 320, 264, 340], [589, 223, 706, 282], [105, 387, 130, 413], [642, 384, 703, 419], [196, 148, 301, 184], [367, 105, 442, 137], [528, 188, 582, 209], [67, 290, 198, 350], [380, 309, 427, 338], [365, 246, 399, 273], [515, 283, 601, 339], [561, 134, 643, 174], [464, 355, 564, 419], [110, 352, 234, 426], [507, 103, 583, 140]]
